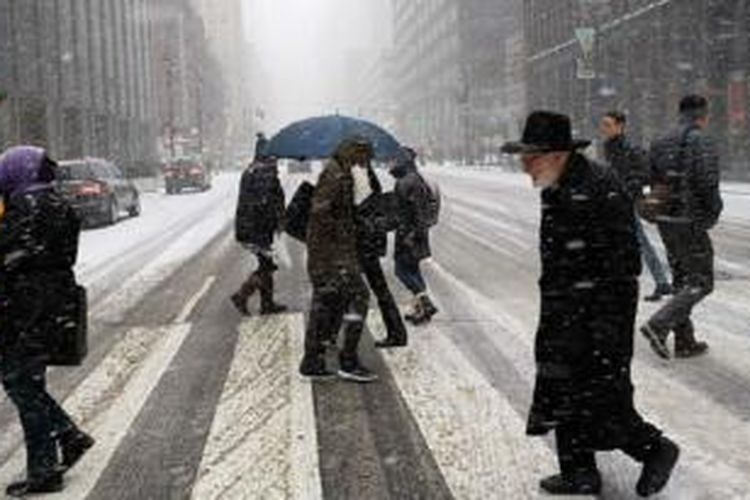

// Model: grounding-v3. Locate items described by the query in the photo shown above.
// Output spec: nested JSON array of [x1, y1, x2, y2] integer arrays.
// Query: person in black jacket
[[0, 146, 94, 497], [231, 157, 288, 315], [600, 111, 672, 301], [502, 112, 679, 497], [390, 147, 438, 325], [640, 95, 723, 359]]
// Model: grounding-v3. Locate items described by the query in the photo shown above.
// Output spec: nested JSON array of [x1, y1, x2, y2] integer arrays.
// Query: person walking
[[600, 111, 672, 302], [640, 95, 723, 359], [254, 132, 269, 161], [390, 147, 438, 325], [231, 157, 288, 316], [502, 112, 680, 497], [353, 157, 409, 349], [299, 137, 377, 383], [0, 146, 95, 497]]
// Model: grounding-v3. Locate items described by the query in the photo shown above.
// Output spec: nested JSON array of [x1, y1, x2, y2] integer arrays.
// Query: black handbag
[[49, 284, 88, 366], [285, 181, 315, 242]]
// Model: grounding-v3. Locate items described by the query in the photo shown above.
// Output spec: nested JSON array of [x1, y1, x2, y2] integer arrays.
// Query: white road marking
[[190, 313, 322, 500], [277, 235, 293, 270], [175, 275, 217, 324], [369, 314, 562, 500], [0, 324, 192, 499]]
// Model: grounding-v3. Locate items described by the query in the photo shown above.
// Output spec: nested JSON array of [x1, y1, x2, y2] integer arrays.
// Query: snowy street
[[0, 166, 748, 499]]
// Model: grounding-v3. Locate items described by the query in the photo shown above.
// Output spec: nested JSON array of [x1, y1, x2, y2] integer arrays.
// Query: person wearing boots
[[0, 146, 95, 497], [231, 156, 288, 316], [600, 110, 673, 302], [390, 147, 438, 325], [299, 137, 377, 383], [502, 112, 680, 497], [640, 95, 723, 360]]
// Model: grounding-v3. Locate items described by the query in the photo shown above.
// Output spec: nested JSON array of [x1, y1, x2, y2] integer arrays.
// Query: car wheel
[[128, 196, 141, 217], [107, 198, 119, 225]]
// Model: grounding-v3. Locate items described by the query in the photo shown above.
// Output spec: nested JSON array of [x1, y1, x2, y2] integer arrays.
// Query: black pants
[[237, 250, 279, 309], [1, 355, 77, 478], [304, 274, 369, 367], [360, 257, 407, 343], [555, 418, 661, 475], [648, 223, 714, 348]]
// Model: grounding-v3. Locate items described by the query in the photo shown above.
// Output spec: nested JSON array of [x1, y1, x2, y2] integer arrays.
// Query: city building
[[525, 0, 750, 177], [0, 0, 158, 174], [391, 0, 524, 163]]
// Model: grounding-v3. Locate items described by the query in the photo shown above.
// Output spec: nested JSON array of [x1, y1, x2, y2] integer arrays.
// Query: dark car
[[163, 159, 212, 194], [57, 158, 141, 226]]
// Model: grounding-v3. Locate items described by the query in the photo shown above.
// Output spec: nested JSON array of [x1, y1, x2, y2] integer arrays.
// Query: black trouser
[[360, 256, 407, 343], [237, 250, 279, 309], [555, 418, 661, 476], [1, 354, 77, 478], [647, 223, 714, 349], [304, 274, 369, 367]]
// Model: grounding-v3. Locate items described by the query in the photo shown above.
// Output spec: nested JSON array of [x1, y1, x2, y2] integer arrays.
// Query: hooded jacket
[[391, 157, 432, 261]]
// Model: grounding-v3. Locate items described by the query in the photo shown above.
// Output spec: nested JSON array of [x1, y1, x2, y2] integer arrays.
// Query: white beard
[[531, 170, 559, 189]]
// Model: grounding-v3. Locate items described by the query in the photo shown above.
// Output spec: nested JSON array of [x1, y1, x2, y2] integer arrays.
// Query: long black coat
[[527, 154, 647, 449], [0, 186, 81, 358], [235, 162, 285, 249], [392, 162, 431, 262]]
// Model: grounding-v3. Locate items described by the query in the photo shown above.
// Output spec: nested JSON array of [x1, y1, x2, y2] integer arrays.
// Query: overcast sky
[[243, 0, 391, 131]]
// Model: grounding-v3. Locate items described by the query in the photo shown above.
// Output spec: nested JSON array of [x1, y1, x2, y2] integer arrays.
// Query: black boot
[[231, 273, 261, 315], [59, 430, 95, 471], [259, 273, 288, 315], [640, 324, 671, 360], [6, 474, 63, 497], [674, 322, 709, 359], [299, 356, 335, 379], [644, 283, 673, 302], [539, 471, 602, 495], [636, 437, 680, 497]]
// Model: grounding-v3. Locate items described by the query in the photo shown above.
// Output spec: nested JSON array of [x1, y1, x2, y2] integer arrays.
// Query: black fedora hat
[[501, 111, 591, 154]]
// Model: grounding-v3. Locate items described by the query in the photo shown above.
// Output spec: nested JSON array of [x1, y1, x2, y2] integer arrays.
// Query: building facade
[[0, 0, 158, 175], [391, 0, 524, 163], [525, 0, 750, 177]]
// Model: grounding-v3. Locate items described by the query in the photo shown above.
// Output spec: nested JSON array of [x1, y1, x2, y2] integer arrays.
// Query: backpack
[[419, 174, 441, 227]]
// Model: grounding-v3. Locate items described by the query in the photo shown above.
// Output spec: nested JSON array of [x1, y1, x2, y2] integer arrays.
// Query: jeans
[[633, 216, 669, 287], [647, 223, 714, 346], [2, 355, 77, 478], [394, 254, 426, 295]]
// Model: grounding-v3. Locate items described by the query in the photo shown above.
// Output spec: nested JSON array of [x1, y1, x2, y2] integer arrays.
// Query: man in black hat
[[502, 111, 679, 497]]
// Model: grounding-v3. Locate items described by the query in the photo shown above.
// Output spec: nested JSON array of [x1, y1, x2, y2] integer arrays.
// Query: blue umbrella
[[264, 115, 401, 161]]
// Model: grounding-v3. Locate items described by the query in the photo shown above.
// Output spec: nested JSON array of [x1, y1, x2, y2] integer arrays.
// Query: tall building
[[525, 0, 750, 177], [0, 0, 158, 174], [391, 0, 524, 163]]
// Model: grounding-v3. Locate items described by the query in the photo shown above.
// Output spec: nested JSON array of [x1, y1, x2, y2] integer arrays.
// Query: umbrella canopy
[[264, 115, 401, 161]]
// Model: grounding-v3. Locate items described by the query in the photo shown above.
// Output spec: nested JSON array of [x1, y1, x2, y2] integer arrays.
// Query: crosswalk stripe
[[190, 313, 322, 500], [428, 261, 750, 498], [368, 314, 562, 500], [0, 324, 192, 498]]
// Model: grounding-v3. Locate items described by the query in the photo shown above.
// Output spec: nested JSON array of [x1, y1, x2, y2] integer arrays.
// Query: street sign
[[575, 28, 596, 80]]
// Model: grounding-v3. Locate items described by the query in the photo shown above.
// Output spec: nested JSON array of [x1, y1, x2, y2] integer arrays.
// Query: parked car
[[163, 159, 211, 194], [57, 158, 141, 226]]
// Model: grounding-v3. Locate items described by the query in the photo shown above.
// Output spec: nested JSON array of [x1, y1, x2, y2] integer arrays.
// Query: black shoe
[[338, 362, 378, 383], [644, 283, 673, 302], [641, 324, 671, 360], [420, 295, 439, 320], [375, 338, 408, 349], [675, 341, 709, 359], [6, 474, 63, 497], [299, 358, 336, 379], [59, 430, 95, 471], [261, 303, 288, 315], [539, 472, 602, 495], [636, 437, 680, 497], [230, 293, 249, 315]]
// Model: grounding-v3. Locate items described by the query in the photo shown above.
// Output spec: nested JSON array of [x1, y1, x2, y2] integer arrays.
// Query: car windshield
[[57, 162, 93, 181]]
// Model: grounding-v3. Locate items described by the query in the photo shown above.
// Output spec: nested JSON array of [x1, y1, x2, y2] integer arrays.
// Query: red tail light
[[78, 182, 105, 196]]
